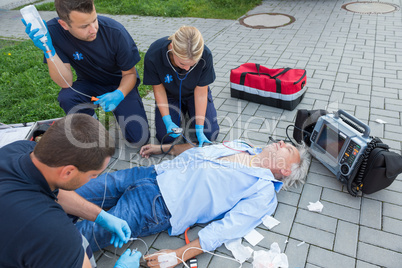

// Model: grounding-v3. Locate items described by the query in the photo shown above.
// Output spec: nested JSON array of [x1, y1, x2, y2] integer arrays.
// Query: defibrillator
[[309, 110, 372, 184]]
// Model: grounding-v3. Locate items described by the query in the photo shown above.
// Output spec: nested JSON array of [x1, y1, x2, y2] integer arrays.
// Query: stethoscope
[[165, 49, 205, 123]]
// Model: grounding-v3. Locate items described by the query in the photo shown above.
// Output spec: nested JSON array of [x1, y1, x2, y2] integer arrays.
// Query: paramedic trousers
[[75, 166, 171, 252], [58, 80, 150, 146], [155, 88, 220, 144]]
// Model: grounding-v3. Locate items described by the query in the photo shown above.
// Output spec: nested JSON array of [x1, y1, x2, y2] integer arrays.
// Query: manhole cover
[[239, 13, 295, 29], [342, 2, 399, 14]]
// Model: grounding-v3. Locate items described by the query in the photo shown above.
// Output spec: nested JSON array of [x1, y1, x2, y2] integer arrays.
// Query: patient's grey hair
[[281, 142, 310, 190]]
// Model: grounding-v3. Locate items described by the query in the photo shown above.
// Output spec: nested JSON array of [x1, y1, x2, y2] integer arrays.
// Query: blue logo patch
[[73, 52, 84, 61], [164, 74, 173, 83]]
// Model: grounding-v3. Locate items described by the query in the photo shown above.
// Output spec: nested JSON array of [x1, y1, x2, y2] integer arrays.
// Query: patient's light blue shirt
[[154, 140, 283, 251]]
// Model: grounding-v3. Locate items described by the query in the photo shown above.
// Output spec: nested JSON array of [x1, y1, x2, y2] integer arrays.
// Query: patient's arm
[[144, 238, 203, 267], [140, 143, 194, 158]]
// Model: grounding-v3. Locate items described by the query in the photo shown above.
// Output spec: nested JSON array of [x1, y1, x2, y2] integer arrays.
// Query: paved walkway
[[1, 0, 402, 267]]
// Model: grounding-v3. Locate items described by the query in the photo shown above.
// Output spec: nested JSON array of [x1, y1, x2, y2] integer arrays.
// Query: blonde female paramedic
[[143, 26, 219, 146]]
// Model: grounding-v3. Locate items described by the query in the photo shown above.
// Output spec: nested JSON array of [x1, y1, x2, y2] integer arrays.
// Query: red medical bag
[[230, 63, 307, 110]]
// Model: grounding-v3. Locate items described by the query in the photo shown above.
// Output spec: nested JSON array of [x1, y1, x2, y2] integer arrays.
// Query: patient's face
[[261, 141, 300, 170]]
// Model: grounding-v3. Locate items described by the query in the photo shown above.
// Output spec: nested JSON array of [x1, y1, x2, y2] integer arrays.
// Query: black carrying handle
[[239, 64, 306, 93], [239, 64, 287, 93]]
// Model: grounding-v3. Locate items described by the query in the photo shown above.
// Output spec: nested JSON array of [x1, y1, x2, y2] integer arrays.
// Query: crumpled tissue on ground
[[307, 200, 324, 212], [252, 242, 289, 268], [375, 119, 387, 124], [224, 238, 253, 263], [261, 215, 280, 229]]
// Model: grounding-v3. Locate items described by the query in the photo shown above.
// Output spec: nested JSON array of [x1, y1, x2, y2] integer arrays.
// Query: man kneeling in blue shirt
[[75, 139, 310, 266]]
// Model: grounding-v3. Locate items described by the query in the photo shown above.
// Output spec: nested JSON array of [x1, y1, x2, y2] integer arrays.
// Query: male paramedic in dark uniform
[[0, 114, 141, 268], [22, 0, 150, 146]]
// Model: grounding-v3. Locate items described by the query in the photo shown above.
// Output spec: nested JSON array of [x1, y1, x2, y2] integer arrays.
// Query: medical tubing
[[181, 246, 242, 268], [48, 57, 93, 99], [142, 246, 242, 268], [128, 237, 150, 262], [146, 252, 189, 268], [51, 53, 117, 259], [91, 115, 124, 258], [43, 43, 53, 59]]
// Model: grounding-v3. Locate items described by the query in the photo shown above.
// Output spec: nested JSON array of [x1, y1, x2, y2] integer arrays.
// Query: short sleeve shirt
[[47, 16, 141, 86], [143, 37, 216, 99], [0, 141, 85, 268]]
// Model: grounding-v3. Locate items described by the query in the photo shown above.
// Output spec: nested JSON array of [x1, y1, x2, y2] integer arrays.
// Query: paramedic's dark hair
[[55, 0, 94, 24], [34, 114, 115, 172]]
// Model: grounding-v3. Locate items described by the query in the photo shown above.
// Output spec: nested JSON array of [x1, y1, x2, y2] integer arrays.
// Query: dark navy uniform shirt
[[47, 15, 141, 86], [0, 141, 85, 268], [143, 37, 216, 99]]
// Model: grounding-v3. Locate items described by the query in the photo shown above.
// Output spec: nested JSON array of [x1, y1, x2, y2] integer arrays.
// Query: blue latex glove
[[94, 89, 124, 112], [22, 19, 55, 58], [114, 249, 141, 268], [195, 124, 211, 147], [162, 115, 180, 138], [95, 210, 131, 248]]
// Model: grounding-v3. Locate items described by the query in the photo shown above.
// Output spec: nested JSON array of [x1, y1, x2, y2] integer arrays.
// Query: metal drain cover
[[342, 2, 398, 14], [239, 13, 295, 29]]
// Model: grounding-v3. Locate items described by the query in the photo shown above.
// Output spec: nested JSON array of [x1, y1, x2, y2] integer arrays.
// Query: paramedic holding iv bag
[[143, 26, 220, 146]]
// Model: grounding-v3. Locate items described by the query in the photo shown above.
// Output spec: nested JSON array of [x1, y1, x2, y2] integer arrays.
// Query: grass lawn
[[36, 0, 261, 20], [0, 40, 150, 124], [1, 0, 261, 124]]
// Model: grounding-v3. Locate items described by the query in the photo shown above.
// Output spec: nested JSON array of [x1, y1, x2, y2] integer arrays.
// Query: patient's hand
[[140, 144, 162, 158], [144, 249, 178, 268]]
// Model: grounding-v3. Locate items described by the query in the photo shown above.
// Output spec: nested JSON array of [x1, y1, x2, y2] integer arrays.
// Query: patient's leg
[[76, 167, 171, 252]]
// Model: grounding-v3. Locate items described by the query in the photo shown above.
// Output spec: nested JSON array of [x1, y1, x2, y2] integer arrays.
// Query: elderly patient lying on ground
[[75, 139, 310, 267]]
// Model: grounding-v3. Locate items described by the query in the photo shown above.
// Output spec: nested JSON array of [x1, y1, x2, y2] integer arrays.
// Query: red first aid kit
[[230, 63, 307, 110]]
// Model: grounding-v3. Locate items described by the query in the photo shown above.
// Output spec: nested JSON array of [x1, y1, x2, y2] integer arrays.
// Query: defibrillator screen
[[316, 124, 346, 159]]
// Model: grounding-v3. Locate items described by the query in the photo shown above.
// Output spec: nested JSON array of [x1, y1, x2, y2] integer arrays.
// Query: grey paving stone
[[357, 242, 402, 268], [290, 223, 334, 250], [96, 253, 120, 268], [299, 184, 323, 209], [321, 188, 361, 210], [334, 220, 359, 258], [207, 253, 250, 268], [295, 208, 337, 233], [270, 203, 297, 236], [383, 216, 402, 236], [356, 260, 382, 268], [306, 172, 343, 191], [241, 130, 271, 143], [277, 190, 301, 207], [360, 198, 382, 229], [370, 108, 400, 119], [372, 88, 399, 99], [305, 264, 322, 268], [307, 246, 356, 268], [383, 202, 402, 220], [150, 231, 184, 251], [364, 188, 402, 206], [359, 226, 402, 253], [380, 138, 401, 151], [284, 238, 309, 268], [355, 106, 370, 122], [319, 200, 360, 224]]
